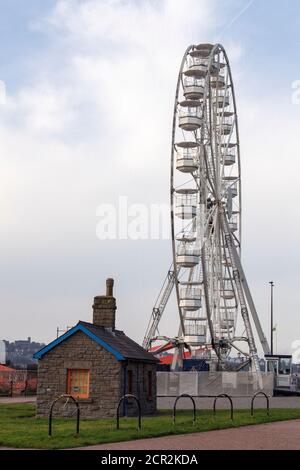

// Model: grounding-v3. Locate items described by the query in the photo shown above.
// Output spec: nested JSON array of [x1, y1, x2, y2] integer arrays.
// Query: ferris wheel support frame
[[143, 43, 270, 375], [222, 212, 270, 356]]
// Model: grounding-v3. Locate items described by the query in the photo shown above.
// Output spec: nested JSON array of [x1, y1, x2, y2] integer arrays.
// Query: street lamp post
[[269, 281, 274, 355]]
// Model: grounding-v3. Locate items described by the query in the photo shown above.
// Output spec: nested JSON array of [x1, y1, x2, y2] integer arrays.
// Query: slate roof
[[34, 320, 158, 363], [78, 321, 158, 363]]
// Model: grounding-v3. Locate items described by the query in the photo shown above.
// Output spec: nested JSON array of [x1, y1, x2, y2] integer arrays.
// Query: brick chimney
[[92, 278, 116, 329]]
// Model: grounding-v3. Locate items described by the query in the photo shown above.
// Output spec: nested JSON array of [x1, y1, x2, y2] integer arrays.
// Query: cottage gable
[[34, 278, 158, 418], [34, 321, 158, 363]]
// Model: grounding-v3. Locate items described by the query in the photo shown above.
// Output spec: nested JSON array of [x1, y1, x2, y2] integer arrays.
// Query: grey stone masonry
[[121, 361, 157, 416], [92, 278, 116, 329], [93, 296, 116, 329]]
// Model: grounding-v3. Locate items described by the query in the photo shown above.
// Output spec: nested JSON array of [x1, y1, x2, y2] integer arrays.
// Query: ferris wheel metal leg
[[229, 248, 271, 357], [142, 267, 178, 350], [171, 345, 185, 371], [222, 214, 270, 387], [224, 230, 270, 355]]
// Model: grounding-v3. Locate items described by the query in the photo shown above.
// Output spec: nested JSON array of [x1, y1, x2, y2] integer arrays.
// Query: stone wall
[[36, 331, 157, 419], [93, 295, 116, 329], [122, 361, 157, 416]]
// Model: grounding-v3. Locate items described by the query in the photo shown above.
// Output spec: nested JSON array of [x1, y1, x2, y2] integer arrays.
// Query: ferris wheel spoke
[[203, 145, 218, 198]]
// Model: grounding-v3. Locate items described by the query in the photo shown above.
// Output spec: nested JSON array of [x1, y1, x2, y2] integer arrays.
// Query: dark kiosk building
[[34, 279, 158, 418]]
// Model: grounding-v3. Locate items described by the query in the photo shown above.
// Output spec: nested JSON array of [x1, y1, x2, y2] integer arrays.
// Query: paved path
[[76, 419, 300, 450], [0, 396, 36, 404]]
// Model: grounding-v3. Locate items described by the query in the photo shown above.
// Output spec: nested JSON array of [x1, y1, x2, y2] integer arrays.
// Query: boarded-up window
[[127, 369, 133, 394], [67, 369, 90, 399]]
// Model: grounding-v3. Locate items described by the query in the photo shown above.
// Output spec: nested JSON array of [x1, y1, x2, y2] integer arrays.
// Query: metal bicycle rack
[[251, 391, 270, 416], [48, 394, 80, 437], [116, 394, 141, 430], [173, 393, 196, 425], [213, 393, 234, 420]]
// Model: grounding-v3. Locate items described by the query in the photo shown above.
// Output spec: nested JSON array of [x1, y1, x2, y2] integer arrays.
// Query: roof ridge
[[34, 320, 158, 363], [79, 320, 125, 335]]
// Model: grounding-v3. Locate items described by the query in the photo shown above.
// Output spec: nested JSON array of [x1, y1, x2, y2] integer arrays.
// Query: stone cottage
[[34, 279, 158, 418]]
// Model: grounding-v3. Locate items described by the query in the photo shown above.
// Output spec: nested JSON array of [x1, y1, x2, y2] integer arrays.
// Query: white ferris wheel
[[143, 43, 271, 373]]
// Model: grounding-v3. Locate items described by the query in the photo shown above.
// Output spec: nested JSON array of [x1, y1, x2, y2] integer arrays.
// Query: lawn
[[1, 404, 300, 449]]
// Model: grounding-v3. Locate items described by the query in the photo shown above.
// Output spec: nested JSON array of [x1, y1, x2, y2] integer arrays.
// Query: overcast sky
[[0, 0, 299, 357]]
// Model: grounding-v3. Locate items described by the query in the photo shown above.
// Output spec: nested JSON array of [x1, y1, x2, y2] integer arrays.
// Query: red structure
[[0, 365, 37, 396]]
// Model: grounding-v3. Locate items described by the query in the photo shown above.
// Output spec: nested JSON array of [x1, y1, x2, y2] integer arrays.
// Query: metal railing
[[251, 391, 270, 417], [213, 393, 234, 420], [48, 394, 80, 437], [173, 394, 196, 426], [116, 394, 141, 431]]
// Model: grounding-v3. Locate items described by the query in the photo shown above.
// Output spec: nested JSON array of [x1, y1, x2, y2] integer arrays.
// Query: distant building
[[4, 337, 45, 368], [0, 340, 6, 364], [34, 279, 158, 418]]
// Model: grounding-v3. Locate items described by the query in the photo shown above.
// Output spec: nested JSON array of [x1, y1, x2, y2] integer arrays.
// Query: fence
[[0, 370, 37, 396], [157, 371, 274, 397], [0, 369, 275, 398]]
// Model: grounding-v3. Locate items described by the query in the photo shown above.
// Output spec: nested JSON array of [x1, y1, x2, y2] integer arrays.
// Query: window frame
[[147, 370, 153, 399], [67, 368, 90, 399], [127, 369, 133, 394]]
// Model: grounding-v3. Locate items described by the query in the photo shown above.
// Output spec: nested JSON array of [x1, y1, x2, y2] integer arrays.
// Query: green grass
[[1, 404, 300, 449]]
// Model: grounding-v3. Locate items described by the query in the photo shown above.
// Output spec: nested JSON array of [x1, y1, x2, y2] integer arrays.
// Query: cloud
[[0, 0, 298, 358], [0, 0, 219, 343], [0, 80, 6, 105], [46, 0, 215, 47], [14, 84, 74, 133]]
